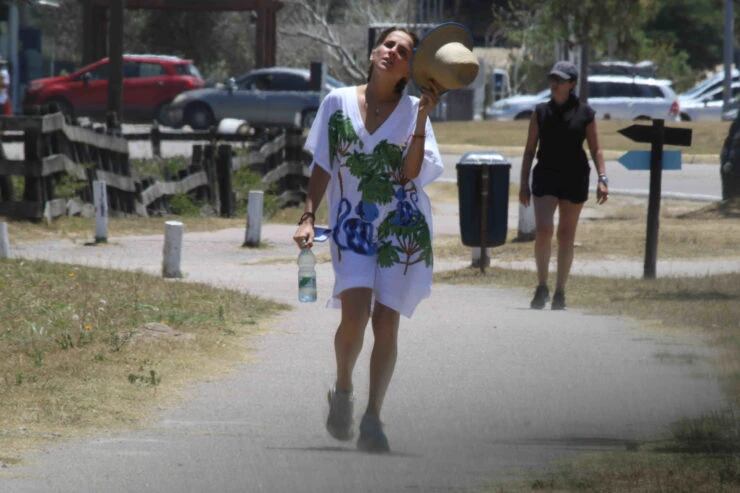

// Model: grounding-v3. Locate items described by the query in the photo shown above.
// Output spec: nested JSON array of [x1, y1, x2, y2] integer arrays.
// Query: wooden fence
[[0, 114, 310, 221]]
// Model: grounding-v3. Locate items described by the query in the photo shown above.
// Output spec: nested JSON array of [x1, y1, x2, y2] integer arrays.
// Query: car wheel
[[154, 102, 173, 127], [185, 103, 215, 130], [514, 111, 532, 120], [45, 97, 74, 119], [680, 113, 691, 122], [301, 109, 317, 129]]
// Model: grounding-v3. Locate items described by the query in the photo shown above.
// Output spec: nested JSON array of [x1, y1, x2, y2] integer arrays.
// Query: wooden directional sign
[[619, 124, 693, 147], [619, 150, 682, 171], [618, 120, 693, 279]]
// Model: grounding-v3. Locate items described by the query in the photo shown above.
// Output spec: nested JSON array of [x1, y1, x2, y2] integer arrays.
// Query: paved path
[[441, 154, 722, 200], [1, 223, 727, 493]]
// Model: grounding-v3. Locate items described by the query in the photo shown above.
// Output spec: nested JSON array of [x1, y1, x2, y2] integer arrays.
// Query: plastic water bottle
[[298, 248, 317, 303]]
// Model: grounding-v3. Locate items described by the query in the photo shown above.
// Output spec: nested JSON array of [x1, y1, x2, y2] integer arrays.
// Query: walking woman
[[292, 27, 446, 452], [519, 61, 609, 310]]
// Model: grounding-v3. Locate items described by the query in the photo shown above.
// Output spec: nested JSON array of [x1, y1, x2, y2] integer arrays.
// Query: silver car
[[485, 89, 549, 120], [486, 75, 679, 121], [680, 82, 740, 121], [680, 68, 739, 101], [168, 67, 345, 129]]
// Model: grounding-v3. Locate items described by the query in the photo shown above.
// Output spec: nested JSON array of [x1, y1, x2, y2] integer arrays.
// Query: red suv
[[24, 54, 204, 123]]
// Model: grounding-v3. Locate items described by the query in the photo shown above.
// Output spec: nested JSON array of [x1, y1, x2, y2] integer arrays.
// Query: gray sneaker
[[326, 388, 354, 441], [357, 413, 390, 453]]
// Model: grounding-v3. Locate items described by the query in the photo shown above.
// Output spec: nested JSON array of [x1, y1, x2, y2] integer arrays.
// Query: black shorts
[[531, 166, 590, 204]]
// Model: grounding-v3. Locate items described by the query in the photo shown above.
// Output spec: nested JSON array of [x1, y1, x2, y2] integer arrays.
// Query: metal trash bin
[[456, 151, 511, 250]]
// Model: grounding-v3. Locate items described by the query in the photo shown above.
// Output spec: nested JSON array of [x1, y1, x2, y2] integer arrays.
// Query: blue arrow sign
[[618, 150, 682, 171]]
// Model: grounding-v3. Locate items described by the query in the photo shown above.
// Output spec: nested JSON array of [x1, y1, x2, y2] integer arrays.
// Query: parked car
[[720, 109, 740, 200], [485, 76, 679, 121], [587, 75, 679, 120], [23, 54, 204, 123], [680, 68, 740, 102], [167, 67, 345, 130], [485, 89, 550, 120], [722, 97, 739, 121], [680, 82, 740, 121]]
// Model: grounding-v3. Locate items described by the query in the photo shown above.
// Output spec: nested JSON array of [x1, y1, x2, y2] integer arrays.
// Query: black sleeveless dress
[[531, 94, 595, 203]]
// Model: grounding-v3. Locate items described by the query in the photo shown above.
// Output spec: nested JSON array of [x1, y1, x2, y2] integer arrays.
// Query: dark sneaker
[[530, 284, 550, 309], [357, 413, 390, 453], [326, 388, 354, 441], [551, 290, 566, 310]]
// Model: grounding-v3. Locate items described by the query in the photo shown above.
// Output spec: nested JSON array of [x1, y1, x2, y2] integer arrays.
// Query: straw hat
[[411, 23, 479, 94]]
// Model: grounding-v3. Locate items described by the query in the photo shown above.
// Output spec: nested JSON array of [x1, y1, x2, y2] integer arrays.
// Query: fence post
[[162, 220, 183, 278], [516, 203, 536, 242], [0, 142, 13, 201], [216, 144, 234, 217], [151, 121, 162, 158], [244, 190, 264, 247], [93, 179, 108, 243], [203, 144, 220, 212], [22, 129, 45, 211], [0, 222, 11, 259]]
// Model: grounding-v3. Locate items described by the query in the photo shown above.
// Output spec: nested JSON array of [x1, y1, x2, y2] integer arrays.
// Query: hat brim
[[549, 70, 574, 81], [411, 22, 475, 93]]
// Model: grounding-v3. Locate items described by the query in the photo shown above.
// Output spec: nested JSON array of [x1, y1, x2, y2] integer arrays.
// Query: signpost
[[618, 120, 692, 279]]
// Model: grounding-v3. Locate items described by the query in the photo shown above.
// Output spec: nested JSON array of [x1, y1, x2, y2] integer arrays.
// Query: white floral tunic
[[304, 86, 444, 318]]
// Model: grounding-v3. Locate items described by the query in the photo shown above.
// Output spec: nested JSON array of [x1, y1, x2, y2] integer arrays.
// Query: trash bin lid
[[457, 151, 511, 166]]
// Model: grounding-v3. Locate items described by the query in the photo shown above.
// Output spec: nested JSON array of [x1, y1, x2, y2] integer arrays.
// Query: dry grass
[[491, 445, 740, 492], [267, 199, 330, 225], [489, 409, 740, 492], [0, 259, 286, 462], [1, 216, 245, 244], [434, 198, 740, 261], [434, 120, 729, 156]]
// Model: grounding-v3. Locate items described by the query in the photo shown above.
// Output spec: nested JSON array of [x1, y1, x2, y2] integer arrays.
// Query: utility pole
[[724, 0, 734, 108]]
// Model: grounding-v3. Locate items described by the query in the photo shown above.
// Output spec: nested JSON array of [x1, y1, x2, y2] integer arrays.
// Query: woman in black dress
[[519, 61, 609, 310]]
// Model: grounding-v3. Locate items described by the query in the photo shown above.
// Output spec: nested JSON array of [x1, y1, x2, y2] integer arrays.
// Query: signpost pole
[[479, 166, 489, 274], [644, 119, 664, 279]]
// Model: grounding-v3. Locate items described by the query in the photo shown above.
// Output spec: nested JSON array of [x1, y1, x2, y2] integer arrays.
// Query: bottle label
[[299, 276, 316, 289]]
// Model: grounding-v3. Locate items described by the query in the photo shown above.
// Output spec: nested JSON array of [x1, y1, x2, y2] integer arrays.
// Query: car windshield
[[175, 63, 203, 79]]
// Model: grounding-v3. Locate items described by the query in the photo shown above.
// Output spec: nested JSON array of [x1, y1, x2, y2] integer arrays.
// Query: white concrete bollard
[[162, 221, 184, 278], [244, 190, 264, 247], [93, 180, 108, 243], [0, 222, 11, 259], [517, 202, 536, 241], [471, 247, 490, 268], [217, 118, 250, 136]]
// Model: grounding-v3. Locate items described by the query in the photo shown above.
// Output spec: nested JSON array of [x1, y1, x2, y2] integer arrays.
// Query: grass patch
[[0, 259, 286, 460], [435, 269, 740, 403], [434, 120, 729, 156], [0, 216, 245, 244], [268, 199, 330, 226], [130, 157, 190, 181], [489, 411, 740, 492], [433, 198, 740, 261]]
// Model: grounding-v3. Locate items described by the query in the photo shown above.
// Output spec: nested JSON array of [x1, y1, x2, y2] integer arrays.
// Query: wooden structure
[[80, 0, 283, 67], [0, 112, 307, 221]]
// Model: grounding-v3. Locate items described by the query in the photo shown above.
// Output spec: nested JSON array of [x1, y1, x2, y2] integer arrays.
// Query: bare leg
[[533, 195, 558, 285], [335, 288, 372, 392], [555, 200, 584, 291], [366, 301, 400, 418]]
